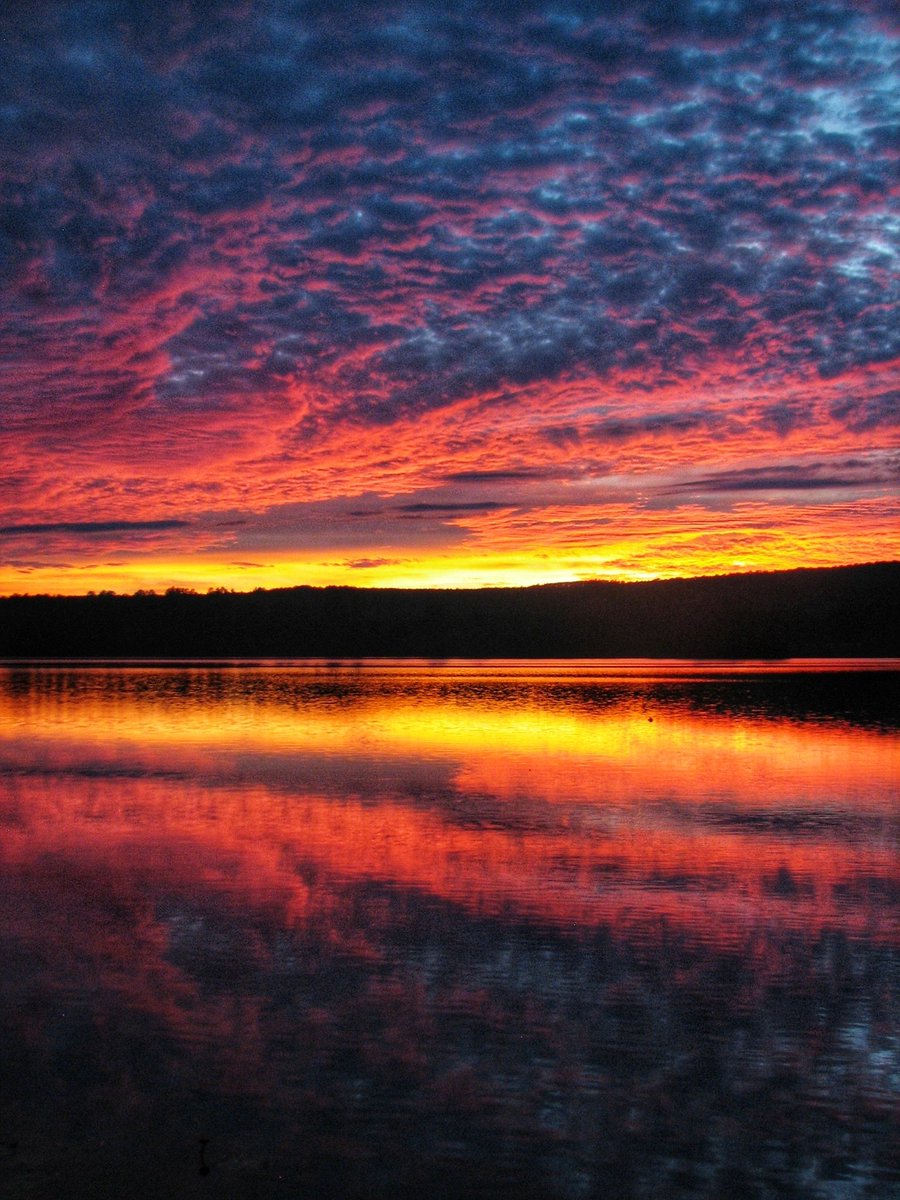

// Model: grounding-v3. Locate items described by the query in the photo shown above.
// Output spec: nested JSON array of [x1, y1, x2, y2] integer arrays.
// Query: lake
[[1, 661, 897, 1199]]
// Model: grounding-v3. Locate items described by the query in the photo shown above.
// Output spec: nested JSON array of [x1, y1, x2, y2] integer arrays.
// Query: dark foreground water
[[0, 661, 897, 1199]]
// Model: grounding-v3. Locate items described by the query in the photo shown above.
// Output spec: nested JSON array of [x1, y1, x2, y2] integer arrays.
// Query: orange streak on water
[[1, 673, 896, 950], [1, 666, 896, 1101]]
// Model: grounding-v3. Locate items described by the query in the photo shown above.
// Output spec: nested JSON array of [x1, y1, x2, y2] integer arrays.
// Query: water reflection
[[1, 662, 897, 1198]]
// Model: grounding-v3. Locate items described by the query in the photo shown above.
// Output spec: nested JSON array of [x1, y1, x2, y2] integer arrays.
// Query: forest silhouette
[[1, 562, 897, 660]]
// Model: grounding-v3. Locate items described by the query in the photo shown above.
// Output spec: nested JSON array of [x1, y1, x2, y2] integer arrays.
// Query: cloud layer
[[1, 0, 897, 589]]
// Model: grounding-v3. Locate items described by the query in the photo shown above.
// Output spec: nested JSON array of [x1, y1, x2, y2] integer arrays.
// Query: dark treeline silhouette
[[1, 562, 897, 660]]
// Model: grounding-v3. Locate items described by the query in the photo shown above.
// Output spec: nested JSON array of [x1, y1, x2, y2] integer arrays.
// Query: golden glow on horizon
[[1, 499, 897, 596], [2, 365, 898, 597]]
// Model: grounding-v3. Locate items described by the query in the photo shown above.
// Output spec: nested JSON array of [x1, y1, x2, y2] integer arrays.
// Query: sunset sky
[[1, 0, 897, 594]]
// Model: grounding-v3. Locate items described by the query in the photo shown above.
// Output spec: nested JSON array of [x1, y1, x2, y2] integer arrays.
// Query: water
[[1, 661, 897, 1199]]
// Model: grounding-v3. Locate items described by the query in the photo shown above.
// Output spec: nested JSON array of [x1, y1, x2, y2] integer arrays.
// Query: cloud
[[829, 389, 900, 433], [667, 458, 899, 496], [1, 520, 190, 536], [0, 0, 896, 584], [395, 502, 507, 514], [442, 468, 568, 484], [344, 557, 405, 570]]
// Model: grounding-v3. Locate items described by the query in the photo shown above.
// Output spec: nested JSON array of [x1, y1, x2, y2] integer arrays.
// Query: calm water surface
[[1, 661, 897, 1199]]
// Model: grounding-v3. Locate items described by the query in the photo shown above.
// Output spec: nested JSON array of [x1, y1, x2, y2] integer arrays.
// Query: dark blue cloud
[[0, 0, 896, 479], [1, 520, 190, 536], [667, 457, 899, 495], [443, 468, 567, 484], [829, 390, 900, 432]]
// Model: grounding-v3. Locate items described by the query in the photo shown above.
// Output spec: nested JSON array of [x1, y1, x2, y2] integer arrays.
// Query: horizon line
[[2, 559, 897, 601]]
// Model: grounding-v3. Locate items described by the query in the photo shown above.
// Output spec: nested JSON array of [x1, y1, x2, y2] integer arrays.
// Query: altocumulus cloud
[[2, 1, 896, 412], [0, 0, 897, 583]]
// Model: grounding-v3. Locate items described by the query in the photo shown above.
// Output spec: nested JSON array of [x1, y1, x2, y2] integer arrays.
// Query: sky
[[1, 0, 898, 594]]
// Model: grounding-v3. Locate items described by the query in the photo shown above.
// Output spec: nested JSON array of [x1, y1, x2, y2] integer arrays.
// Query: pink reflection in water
[[0, 663, 897, 1198]]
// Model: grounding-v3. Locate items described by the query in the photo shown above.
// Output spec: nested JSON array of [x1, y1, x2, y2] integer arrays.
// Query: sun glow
[[2, 495, 897, 597]]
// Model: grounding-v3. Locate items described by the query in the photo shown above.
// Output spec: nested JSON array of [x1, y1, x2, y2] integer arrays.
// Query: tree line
[[1, 562, 897, 660]]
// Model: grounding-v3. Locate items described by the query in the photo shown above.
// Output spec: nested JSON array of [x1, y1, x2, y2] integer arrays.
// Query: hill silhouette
[[1, 562, 897, 660]]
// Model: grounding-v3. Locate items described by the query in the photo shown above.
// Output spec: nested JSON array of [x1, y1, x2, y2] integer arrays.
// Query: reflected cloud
[[1, 664, 897, 1196]]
